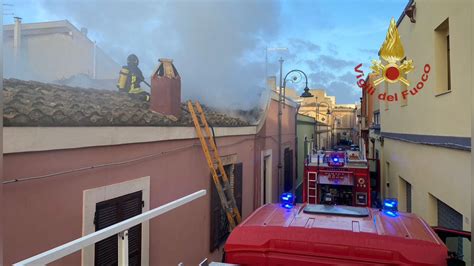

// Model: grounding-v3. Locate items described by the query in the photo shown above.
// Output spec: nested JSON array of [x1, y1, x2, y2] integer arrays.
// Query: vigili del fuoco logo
[[354, 18, 431, 102]]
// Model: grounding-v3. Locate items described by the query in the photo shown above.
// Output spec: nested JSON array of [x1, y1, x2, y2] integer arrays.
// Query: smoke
[[35, 0, 281, 110]]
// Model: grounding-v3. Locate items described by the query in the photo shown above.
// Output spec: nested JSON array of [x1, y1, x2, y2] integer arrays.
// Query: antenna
[[3, 3, 15, 17]]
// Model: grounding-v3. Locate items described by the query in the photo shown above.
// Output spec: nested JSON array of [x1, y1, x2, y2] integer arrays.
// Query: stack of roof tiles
[[3, 79, 250, 127]]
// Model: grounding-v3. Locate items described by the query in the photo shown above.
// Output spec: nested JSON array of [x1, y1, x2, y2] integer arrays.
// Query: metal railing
[[14, 190, 207, 266]]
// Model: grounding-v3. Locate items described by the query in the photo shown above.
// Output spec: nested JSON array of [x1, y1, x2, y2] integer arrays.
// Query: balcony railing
[[14, 190, 207, 266]]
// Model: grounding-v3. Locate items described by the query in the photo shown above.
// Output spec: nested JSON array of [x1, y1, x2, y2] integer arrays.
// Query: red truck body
[[304, 151, 371, 207], [225, 203, 448, 265]]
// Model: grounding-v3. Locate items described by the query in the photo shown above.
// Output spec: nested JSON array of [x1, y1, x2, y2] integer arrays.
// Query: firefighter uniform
[[117, 54, 150, 101]]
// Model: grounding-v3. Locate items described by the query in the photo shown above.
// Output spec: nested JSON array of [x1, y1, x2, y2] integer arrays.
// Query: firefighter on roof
[[117, 54, 150, 101]]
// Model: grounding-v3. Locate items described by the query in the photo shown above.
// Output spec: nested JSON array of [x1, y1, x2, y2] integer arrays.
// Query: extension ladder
[[187, 101, 242, 230]]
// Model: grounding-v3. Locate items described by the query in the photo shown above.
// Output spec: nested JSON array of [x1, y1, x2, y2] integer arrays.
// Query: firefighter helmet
[[127, 54, 139, 66]]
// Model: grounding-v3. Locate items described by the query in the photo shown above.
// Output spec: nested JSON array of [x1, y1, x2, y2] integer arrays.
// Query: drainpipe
[[13, 17, 22, 69]]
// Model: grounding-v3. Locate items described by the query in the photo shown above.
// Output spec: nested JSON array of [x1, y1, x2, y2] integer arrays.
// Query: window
[[406, 181, 412, 213], [210, 163, 243, 251], [435, 18, 451, 94], [398, 177, 411, 212], [437, 199, 463, 257], [373, 112, 380, 125], [94, 191, 143, 265], [447, 34, 451, 91]]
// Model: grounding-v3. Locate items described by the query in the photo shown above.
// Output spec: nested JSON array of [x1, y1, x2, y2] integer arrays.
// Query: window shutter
[[95, 191, 142, 266], [120, 192, 142, 265], [234, 163, 243, 214], [210, 173, 227, 252], [210, 163, 243, 252]]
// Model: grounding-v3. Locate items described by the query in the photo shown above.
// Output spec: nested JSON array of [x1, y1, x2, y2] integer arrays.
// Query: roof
[[397, 0, 415, 27], [296, 113, 316, 123], [225, 203, 447, 265], [3, 79, 250, 127], [3, 20, 82, 39]]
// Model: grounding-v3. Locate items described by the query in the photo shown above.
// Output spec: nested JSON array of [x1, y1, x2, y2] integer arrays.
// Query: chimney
[[267, 76, 276, 91], [150, 58, 181, 118], [13, 17, 22, 64]]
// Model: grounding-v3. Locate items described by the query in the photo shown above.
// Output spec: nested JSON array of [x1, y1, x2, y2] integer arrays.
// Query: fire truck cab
[[304, 149, 371, 207], [224, 202, 451, 265]]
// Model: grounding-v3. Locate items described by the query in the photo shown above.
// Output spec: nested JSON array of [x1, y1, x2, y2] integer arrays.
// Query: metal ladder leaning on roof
[[187, 100, 242, 230]]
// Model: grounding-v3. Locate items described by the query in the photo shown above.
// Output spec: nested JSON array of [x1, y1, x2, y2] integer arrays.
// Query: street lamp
[[278, 69, 309, 196]]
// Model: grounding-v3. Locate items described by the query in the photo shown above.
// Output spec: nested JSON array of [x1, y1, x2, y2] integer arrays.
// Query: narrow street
[[2, 0, 473, 265]]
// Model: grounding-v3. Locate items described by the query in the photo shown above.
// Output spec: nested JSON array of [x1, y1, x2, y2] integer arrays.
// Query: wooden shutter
[[210, 163, 243, 252], [284, 148, 293, 192], [209, 166, 229, 252], [234, 163, 243, 214], [95, 191, 143, 266]]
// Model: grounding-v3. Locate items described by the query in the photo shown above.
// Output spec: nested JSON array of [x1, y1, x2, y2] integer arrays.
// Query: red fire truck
[[304, 150, 371, 207], [224, 200, 469, 265]]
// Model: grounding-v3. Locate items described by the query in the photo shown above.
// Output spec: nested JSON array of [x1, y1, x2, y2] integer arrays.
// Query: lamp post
[[279, 69, 309, 197]]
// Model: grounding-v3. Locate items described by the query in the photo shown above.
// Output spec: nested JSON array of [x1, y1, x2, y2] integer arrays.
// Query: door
[[368, 158, 381, 208], [263, 155, 272, 204], [94, 191, 143, 266]]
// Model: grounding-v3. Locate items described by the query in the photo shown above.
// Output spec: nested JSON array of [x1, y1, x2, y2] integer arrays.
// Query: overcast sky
[[4, 0, 407, 108]]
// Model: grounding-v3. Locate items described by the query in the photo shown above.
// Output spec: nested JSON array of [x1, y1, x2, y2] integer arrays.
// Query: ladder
[[187, 101, 242, 230]]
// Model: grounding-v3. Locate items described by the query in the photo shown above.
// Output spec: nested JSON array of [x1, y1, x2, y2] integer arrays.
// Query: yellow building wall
[[384, 139, 470, 230], [378, 0, 471, 231], [381, 0, 471, 136]]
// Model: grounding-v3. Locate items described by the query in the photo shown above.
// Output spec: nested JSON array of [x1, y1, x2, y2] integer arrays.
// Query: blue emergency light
[[383, 198, 398, 211], [383, 198, 398, 217], [384, 210, 398, 217], [280, 192, 294, 209]]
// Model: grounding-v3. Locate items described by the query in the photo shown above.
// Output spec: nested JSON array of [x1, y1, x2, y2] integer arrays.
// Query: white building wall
[[4, 21, 119, 82]]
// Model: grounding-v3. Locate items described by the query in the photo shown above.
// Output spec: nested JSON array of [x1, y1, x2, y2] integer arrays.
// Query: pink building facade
[[3, 78, 297, 265]]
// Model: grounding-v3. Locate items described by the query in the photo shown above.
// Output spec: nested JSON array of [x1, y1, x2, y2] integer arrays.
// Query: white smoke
[[32, 0, 282, 110]]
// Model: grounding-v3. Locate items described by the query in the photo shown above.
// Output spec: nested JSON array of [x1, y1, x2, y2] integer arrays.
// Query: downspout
[[277, 58, 284, 197]]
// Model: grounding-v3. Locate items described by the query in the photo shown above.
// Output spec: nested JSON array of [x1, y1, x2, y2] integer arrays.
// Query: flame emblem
[[371, 18, 414, 86]]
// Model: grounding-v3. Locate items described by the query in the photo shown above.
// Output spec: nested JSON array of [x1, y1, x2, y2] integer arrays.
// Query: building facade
[[331, 104, 357, 146], [368, 0, 471, 257], [295, 114, 315, 202], [3, 73, 297, 264], [4, 19, 119, 83]]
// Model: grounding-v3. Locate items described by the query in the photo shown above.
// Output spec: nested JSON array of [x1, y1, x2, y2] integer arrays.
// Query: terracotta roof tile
[[3, 79, 250, 127]]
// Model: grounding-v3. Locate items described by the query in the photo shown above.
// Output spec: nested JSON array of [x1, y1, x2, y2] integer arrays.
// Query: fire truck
[[303, 149, 371, 207], [224, 197, 470, 265]]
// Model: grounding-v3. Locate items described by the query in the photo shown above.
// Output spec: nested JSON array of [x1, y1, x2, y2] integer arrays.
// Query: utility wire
[[3, 136, 262, 185]]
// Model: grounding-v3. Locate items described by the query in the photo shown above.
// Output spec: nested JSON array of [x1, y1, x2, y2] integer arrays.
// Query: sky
[[3, 0, 408, 108]]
